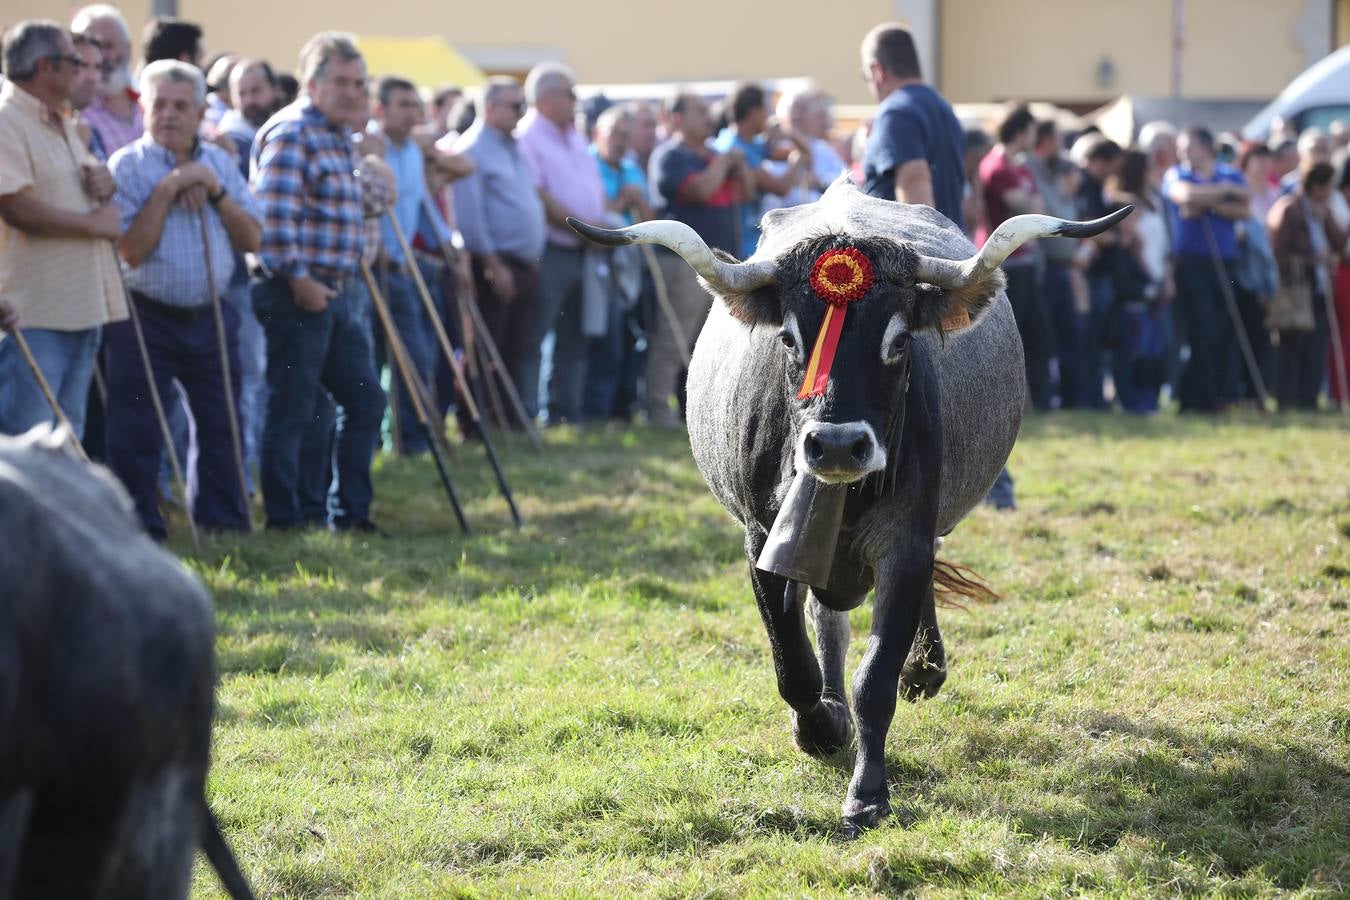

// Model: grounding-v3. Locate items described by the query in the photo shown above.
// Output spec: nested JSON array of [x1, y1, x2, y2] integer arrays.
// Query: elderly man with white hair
[[70, 4, 143, 155], [517, 61, 607, 424], [106, 59, 262, 539]]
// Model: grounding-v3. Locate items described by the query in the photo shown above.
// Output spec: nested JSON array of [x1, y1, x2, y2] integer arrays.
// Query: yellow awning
[[354, 36, 486, 89]]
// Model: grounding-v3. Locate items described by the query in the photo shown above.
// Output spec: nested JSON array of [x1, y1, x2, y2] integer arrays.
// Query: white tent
[[1243, 46, 1350, 140]]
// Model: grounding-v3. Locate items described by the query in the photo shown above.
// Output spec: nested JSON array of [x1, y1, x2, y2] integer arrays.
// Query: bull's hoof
[[841, 797, 892, 839], [899, 661, 947, 701], [792, 696, 854, 757]]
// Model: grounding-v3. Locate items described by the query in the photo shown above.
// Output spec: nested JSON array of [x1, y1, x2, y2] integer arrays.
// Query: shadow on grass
[[927, 705, 1350, 889]]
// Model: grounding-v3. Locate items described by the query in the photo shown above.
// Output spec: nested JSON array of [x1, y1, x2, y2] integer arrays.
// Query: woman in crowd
[[1240, 144, 1282, 224], [1267, 163, 1344, 410], [1107, 150, 1169, 412]]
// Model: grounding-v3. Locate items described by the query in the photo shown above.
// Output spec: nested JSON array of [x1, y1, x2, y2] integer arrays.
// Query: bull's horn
[[914, 206, 1134, 290], [567, 217, 777, 295]]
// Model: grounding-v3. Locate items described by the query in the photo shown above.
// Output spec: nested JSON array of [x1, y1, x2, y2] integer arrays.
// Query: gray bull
[[0, 428, 253, 898], [571, 180, 1128, 835]]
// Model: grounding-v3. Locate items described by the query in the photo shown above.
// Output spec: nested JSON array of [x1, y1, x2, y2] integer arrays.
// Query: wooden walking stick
[[110, 246, 200, 551], [417, 197, 543, 451], [197, 210, 254, 531], [3, 325, 91, 464], [360, 261, 470, 534], [385, 212, 524, 528]]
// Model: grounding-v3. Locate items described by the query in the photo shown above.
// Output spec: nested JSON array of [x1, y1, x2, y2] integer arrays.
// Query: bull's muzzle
[[798, 422, 886, 484]]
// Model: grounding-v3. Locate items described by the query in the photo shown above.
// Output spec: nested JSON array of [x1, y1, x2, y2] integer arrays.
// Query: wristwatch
[[208, 186, 226, 205]]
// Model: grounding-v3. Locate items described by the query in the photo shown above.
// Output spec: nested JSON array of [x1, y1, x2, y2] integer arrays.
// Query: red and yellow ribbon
[[798, 247, 874, 399]]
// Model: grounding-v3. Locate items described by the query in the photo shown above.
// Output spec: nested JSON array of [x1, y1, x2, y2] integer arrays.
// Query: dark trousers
[[1043, 261, 1084, 408], [1081, 272, 1115, 409], [1175, 253, 1235, 413], [105, 296, 248, 540], [472, 255, 539, 421], [1275, 290, 1330, 410], [531, 243, 588, 423], [1005, 262, 1054, 411], [1221, 285, 1271, 404], [253, 276, 385, 528]]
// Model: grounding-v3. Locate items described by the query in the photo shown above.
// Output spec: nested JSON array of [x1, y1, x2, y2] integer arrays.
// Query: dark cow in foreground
[[571, 180, 1128, 836], [0, 428, 253, 898]]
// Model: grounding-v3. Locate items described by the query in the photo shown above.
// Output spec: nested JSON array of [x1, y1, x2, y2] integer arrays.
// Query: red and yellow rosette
[[798, 247, 874, 399]]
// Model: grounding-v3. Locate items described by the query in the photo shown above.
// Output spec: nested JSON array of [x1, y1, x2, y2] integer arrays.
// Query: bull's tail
[[932, 558, 1000, 609], [201, 803, 256, 900]]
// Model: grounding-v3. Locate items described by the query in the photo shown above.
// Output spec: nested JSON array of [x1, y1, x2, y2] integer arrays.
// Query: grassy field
[[184, 412, 1349, 898]]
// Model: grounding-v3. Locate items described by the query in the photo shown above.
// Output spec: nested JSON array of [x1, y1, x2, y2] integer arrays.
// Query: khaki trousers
[[646, 250, 712, 426]]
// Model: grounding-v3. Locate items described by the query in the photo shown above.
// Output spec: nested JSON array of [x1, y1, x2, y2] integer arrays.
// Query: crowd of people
[[1, 12, 1346, 538]]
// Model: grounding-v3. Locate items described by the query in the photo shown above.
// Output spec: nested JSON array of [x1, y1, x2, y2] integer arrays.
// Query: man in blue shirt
[[859, 23, 966, 231], [712, 82, 811, 259], [107, 60, 262, 538], [370, 75, 472, 453], [1163, 126, 1250, 413]]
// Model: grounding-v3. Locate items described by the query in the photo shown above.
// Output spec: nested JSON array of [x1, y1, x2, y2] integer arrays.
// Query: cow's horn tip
[[567, 217, 629, 246]]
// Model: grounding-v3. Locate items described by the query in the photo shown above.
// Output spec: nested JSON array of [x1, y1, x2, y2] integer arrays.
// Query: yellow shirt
[[0, 79, 125, 333]]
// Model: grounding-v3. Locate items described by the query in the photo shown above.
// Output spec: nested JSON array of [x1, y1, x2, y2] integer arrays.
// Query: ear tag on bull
[[798, 247, 874, 399]]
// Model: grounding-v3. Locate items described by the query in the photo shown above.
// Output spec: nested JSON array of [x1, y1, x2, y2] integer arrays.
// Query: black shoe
[[328, 517, 385, 536]]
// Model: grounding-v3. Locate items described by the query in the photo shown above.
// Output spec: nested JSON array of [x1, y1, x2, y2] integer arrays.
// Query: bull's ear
[[908, 269, 1006, 335], [716, 284, 782, 326], [703, 248, 782, 326]]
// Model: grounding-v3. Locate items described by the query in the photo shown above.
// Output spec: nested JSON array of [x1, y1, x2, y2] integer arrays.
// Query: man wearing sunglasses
[[0, 20, 125, 440]]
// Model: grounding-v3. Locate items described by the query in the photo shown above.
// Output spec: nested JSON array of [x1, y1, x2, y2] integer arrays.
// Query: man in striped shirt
[[250, 32, 386, 532]]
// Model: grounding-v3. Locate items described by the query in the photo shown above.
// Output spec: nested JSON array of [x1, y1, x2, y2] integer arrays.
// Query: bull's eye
[[881, 314, 909, 365]]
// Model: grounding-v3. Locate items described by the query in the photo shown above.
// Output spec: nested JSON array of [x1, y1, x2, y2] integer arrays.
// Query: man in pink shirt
[[516, 62, 607, 424]]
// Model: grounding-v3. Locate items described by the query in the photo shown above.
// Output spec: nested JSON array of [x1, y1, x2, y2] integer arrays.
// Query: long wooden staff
[[360, 261, 470, 534], [385, 212, 523, 528]]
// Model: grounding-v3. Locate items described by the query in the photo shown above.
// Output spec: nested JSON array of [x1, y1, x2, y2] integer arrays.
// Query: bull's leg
[[98, 768, 199, 900], [806, 591, 852, 707], [843, 546, 932, 837], [899, 590, 946, 700], [0, 788, 33, 900], [745, 533, 852, 756]]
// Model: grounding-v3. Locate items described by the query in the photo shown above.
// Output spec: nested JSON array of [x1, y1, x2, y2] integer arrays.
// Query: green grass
[[184, 412, 1349, 897]]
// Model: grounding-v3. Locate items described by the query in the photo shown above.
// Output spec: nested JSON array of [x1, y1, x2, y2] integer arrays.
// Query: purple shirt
[[516, 111, 605, 248], [81, 92, 143, 156]]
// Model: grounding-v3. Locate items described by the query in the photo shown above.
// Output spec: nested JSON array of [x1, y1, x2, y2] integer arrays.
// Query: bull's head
[[569, 186, 1129, 486]]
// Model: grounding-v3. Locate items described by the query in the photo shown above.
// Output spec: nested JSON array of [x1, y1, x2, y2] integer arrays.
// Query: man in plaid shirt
[[250, 32, 386, 532]]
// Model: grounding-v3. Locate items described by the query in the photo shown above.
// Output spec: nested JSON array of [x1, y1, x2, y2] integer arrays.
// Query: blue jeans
[[375, 265, 437, 453], [0, 326, 101, 438], [253, 276, 385, 528]]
